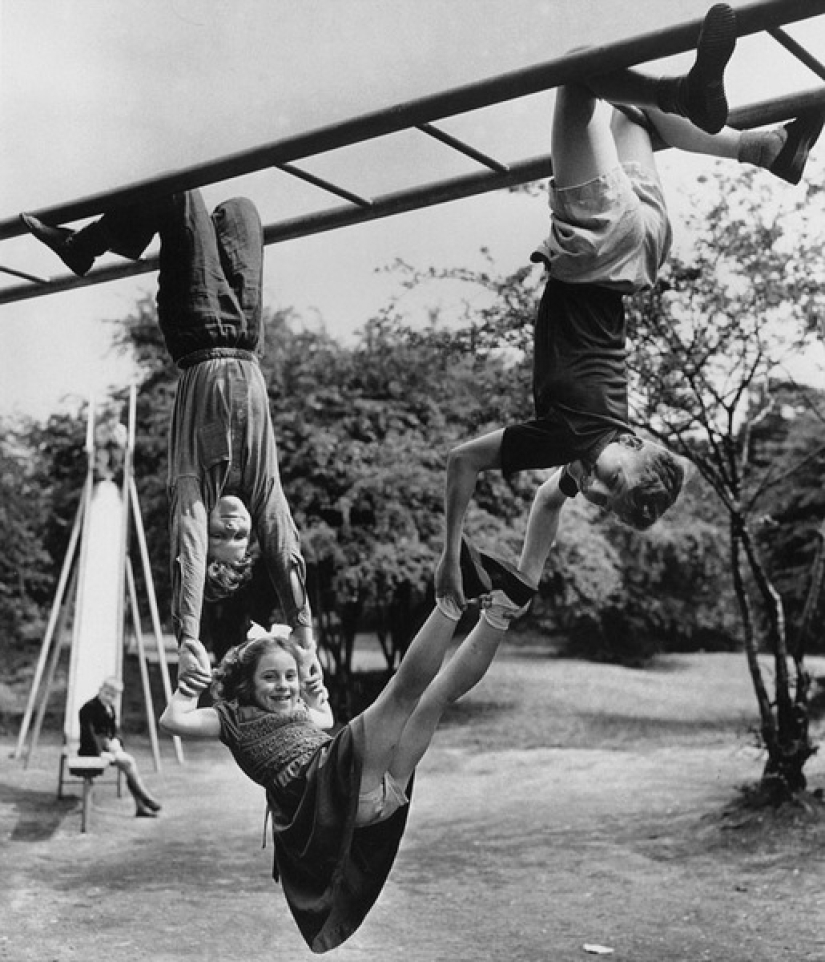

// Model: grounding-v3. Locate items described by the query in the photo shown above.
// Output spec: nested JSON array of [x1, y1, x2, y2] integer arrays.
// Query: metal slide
[[63, 478, 128, 746]]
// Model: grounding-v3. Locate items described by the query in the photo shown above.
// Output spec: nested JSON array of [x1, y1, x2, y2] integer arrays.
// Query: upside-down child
[[160, 554, 534, 954], [436, 3, 825, 611], [22, 190, 317, 682]]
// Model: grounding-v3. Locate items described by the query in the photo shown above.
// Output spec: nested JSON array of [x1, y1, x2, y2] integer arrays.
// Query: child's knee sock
[[480, 589, 529, 631], [435, 596, 463, 622], [737, 111, 825, 186], [738, 127, 786, 171]]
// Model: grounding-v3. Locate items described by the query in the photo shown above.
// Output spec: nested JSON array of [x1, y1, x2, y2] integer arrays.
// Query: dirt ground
[[2, 647, 825, 962]]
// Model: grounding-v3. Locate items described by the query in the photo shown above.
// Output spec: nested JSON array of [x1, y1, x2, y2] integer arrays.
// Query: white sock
[[435, 596, 463, 622], [738, 127, 786, 169], [480, 589, 528, 631]]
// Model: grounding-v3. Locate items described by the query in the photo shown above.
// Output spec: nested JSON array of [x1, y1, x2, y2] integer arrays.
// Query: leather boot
[[655, 4, 736, 134], [20, 214, 109, 276]]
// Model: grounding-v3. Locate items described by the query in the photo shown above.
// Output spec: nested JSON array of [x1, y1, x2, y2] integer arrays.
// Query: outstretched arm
[[435, 429, 504, 608], [169, 478, 213, 681], [518, 468, 570, 585], [302, 673, 334, 730], [160, 687, 221, 739]]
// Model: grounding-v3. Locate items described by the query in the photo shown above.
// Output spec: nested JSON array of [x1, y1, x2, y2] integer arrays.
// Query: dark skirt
[[267, 715, 414, 954]]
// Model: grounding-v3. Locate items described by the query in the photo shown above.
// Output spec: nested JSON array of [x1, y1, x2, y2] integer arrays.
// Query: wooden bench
[[57, 752, 123, 833]]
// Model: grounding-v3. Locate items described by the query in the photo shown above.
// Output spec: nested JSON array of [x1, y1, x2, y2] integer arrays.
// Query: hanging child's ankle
[[738, 127, 786, 170], [480, 589, 529, 631], [481, 607, 512, 631], [655, 76, 689, 121], [435, 596, 463, 622]]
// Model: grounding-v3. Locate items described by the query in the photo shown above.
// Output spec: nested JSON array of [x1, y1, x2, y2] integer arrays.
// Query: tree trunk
[[735, 518, 815, 798], [729, 519, 775, 742]]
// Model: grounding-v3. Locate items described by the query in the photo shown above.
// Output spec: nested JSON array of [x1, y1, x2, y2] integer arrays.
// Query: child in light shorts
[[540, 158, 672, 294], [436, 3, 825, 611]]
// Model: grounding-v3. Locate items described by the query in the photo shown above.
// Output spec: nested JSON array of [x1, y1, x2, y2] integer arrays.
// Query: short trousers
[[531, 162, 672, 294], [354, 772, 409, 828]]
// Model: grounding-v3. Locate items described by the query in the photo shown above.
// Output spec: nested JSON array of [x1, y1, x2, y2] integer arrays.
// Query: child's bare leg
[[518, 470, 567, 588], [551, 84, 619, 188], [357, 604, 462, 789], [387, 611, 511, 785], [635, 106, 737, 159], [629, 105, 825, 186], [610, 108, 657, 171]]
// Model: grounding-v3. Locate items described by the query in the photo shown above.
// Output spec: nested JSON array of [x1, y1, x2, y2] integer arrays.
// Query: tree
[[374, 171, 825, 797], [0, 420, 54, 645], [746, 382, 825, 650], [627, 165, 825, 800]]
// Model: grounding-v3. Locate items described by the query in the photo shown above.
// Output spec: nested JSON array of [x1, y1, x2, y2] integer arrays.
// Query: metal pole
[[14, 475, 89, 759], [3, 85, 823, 309], [126, 557, 162, 772], [128, 476, 184, 764], [25, 565, 80, 767], [0, 0, 820, 240]]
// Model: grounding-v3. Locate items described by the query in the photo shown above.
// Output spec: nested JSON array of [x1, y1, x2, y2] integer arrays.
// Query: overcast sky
[[2, 0, 824, 421]]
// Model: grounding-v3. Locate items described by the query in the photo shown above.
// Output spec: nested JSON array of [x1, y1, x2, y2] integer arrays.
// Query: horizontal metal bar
[[417, 122, 509, 173], [725, 85, 825, 128], [0, 263, 49, 284], [275, 162, 373, 208], [768, 26, 825, 84], [4, 88, 823, 309], [1, 0, 820, 242]]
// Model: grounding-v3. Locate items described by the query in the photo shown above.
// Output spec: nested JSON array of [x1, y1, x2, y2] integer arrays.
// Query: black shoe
[[20, 213, 95, 276], [478, 551, 537, 608], [459, 536, 493, 599], [684, 4, 737, 134], [770, 110, 825, 185], [142, 797, 162, 812], [135, 808, 158, 818]]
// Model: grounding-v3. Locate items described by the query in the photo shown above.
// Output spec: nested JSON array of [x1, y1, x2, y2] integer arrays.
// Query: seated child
[[79, 677, 161, 818]]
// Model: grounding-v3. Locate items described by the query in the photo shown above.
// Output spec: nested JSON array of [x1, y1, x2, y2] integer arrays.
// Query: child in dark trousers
[[23, 190, 317, 685], [436, 3, 825, 611]]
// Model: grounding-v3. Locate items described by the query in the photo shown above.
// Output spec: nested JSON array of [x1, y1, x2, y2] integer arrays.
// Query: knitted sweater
[[213, 700, 331, 788]]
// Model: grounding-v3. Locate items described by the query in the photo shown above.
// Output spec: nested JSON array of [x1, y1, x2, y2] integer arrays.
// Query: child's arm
[[169, 479, 210, 656], [518, 468, 569, 585], [436, 428, 505, 606], [302, 673, 334, 730], [160, 683, 221, 739]]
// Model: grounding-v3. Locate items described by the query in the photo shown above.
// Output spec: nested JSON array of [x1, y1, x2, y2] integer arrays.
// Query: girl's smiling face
[[252, 648, 301, 713]]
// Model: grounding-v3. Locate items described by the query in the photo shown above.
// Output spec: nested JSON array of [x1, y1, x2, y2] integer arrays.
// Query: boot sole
[[689, 4, 737, 133]]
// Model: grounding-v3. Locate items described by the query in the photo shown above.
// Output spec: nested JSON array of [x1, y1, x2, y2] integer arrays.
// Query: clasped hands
[[177, 637, 213, 697]]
